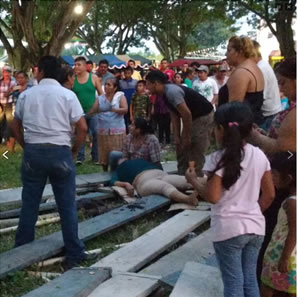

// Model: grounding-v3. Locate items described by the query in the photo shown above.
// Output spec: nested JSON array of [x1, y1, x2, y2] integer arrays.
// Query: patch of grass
[[0, 145, 23, 189], [0, 144, 104, 190], [0, 271, 46, 297]]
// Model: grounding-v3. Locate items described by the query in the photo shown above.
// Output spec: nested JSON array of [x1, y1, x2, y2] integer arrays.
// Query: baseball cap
[[2, 65, 12, 72], [197, 65, 209, 73], [219, 65, 228, 72]]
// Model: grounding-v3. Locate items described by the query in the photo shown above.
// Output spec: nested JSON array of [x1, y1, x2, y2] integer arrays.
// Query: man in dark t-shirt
[[146, 70, 214, 176]]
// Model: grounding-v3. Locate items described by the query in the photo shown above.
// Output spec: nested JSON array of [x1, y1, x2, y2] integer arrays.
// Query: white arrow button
[[2, 150, 8, 159], [288, 151, 293, 159]]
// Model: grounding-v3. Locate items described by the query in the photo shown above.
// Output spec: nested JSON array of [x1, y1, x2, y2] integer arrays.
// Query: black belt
[[26, 143, 67, 147]]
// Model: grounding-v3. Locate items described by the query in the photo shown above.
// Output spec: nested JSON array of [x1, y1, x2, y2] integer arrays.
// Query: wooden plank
[[0, 184, 53, 207], [0, 192, 114, 219], [0, 173, 107, 207], [140, 229, 215, 286], [92, 210, 210, 274], [22, 267, 111, 297], [77, 172, 111, 186], [88, 273, 160, 297], [162, 161, 178, 174], [0, 195, 170, 279], [170, 262, 223, 297], [0, 162, 177, 206]]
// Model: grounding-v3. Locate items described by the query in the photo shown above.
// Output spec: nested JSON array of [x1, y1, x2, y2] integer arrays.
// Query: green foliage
[[187, 20, 238, 51], [77, 0, 151, 54], [228, 0, 296, 57]]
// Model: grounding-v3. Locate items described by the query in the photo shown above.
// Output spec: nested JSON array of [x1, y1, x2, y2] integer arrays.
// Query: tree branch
[[0, 18, 12, 35], [46, 0, 95, 55], [0, 26, 13, 56], [264, 0, 277, 35]]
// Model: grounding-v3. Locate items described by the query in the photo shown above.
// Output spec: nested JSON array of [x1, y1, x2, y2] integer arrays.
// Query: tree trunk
[[1, 1, 94, 71], [275, 10, 295, 57]]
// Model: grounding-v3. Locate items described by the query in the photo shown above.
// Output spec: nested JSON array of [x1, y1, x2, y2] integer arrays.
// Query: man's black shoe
[[62, 252, 98, 271], [82, 251, 98, 261]]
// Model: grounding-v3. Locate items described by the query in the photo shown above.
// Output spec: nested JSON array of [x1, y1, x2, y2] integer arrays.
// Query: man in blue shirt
[[119, 66, 137, 132], [96, 59, 114, 88]]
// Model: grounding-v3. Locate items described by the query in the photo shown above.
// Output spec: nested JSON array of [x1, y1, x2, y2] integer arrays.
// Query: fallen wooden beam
[[87, 272, 161, 297], [0, 195, 170, 279], [22, 267, 111, 297], [169, 262, 223, 297], [141, 228, 215, 286], [0, 162, 177, 207], [92, 210, 210, 274], [0, 217, 60, 234], [0, 213, 59, 228], [37, 244, 128, 267], [0, 192, 114, 219]]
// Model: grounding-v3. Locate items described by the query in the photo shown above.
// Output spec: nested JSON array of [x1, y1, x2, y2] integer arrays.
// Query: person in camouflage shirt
[[130, 80, 151, 122]]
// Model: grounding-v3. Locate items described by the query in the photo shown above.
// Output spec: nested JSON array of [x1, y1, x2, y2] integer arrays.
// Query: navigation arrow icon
[[2, 150, 8, 160], [288, 151, 293, 159]]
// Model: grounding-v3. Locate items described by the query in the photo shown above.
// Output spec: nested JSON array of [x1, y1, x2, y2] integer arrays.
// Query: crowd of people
[[0, 35, 296, 296]]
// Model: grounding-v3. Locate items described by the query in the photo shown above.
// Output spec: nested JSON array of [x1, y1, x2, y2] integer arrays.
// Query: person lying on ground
[[110, 158, 199, 206]]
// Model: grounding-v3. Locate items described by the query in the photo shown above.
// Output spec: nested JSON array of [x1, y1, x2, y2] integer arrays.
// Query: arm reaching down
[[72, 116, 88, 159], [258, 171, 275, 212], [114, 181, 135, 197]]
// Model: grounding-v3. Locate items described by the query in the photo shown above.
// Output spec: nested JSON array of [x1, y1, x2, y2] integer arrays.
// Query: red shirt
[[163, 69, 175, 82]]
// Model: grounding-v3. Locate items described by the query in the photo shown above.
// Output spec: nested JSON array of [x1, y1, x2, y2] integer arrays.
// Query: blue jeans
[[109, 150, 123, 171], [213, 234, 264, 297], [77, 114, 98, 162], [15, 144, 85, 263]]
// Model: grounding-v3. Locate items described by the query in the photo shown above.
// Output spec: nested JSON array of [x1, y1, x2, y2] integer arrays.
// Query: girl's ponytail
[[212, 102, 254, 190]]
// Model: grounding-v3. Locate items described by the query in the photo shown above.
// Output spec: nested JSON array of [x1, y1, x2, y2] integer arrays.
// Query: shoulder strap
[[282, 195, 296, 207], [237, 67, 258, 91]]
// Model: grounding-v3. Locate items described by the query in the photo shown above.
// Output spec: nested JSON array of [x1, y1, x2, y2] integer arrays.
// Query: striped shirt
[[0, 78, 16, 104]]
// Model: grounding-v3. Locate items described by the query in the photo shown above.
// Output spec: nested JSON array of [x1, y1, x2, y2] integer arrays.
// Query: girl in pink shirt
[[186, 102, 275, 297]]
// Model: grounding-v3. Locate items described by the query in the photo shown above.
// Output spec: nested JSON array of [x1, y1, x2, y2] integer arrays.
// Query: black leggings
[[156, 113, 171, 144]]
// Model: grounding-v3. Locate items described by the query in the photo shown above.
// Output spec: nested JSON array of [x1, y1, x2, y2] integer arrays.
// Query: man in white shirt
[[253, 41, 282, 131], [11, 56, 95, 270], [211, 65, 229, 90], [192, 65, 219, 107]]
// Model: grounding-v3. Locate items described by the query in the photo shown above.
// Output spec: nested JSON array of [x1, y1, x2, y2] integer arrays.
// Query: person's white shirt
[[210, 75, 228, 90], [192, 77, 218, 103], [14, 78, 83, 147], [257, 60, 282, 117]]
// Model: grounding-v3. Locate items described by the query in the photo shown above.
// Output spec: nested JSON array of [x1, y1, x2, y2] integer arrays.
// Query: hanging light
[[74, 4, 83, 14]]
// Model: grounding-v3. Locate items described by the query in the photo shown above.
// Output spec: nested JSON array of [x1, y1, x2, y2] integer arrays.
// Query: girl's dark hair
[[146, 70, 168, 84], [59, 65, 74, 85], [275, 56, 296, 80], [212, 102, 254, 190], [271, 152, 296, 188], [134, 117, 154, 135]]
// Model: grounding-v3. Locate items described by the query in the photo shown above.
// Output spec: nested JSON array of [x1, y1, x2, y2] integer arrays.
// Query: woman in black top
[[218, 36, 265, 125]]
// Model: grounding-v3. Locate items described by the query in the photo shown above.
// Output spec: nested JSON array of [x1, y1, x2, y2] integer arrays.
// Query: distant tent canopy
[[128, 55, 152, 67], [60, 54, 152, 69], [116, 55, 131, 63], [61, 56, 75, 66], [168, 58, 220, 68], [86, 54, 125, 69]]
